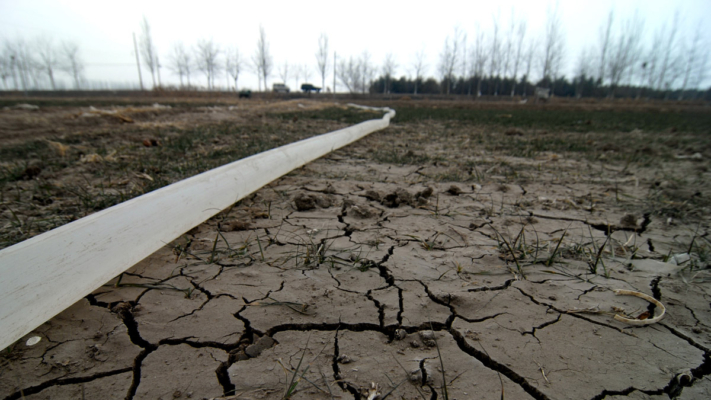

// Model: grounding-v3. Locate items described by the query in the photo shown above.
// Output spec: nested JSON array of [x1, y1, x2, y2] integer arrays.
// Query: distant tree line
[[339, 6, 709, 101], [0, 37, 85, 90], [1, 6, 709, 101], [367, 74, 711, 101]]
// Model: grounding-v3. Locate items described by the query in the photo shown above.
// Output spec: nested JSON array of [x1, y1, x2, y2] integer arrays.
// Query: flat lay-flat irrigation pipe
[[0, 105, 395, 351]]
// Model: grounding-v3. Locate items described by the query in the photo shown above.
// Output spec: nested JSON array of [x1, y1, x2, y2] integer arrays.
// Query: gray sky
[[1, 0, 710, 91]]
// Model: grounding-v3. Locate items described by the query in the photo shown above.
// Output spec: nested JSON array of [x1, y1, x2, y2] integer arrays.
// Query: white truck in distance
[[272, 83, 290, 93]]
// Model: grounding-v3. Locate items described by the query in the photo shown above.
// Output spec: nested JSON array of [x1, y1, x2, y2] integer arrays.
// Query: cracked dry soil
[[2, 100, 711, 400]]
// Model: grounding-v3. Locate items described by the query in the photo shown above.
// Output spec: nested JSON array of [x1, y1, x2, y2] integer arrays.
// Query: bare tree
[[337, 56, 362, 93], [597, 10, 614, 84], [293, 64, 302, 89], [522, 39, 537, 96], [335, 52, 372, 94], [140, 17, 157, 88], [463, 34, 473, 95], [315, 33, 329, 91], [301, 63, 312, 85], [381, 53, 397, 93], [35, 37, 59, 90], [0, 50, 10, 89], [654, 12, 681, 94], [488, 16, 501, 94], [195, 39, 220, 90], [169, 42, 192, 87], [278, 61, 289, 85], [607, 12, 644, 96], [5, 38, 35, 91], [61, 41, 84, 89], [411, 47, 427, 94], [540, 4, 565, 82], [575, 46, 593, 97], [2, 42, 19, 90], [510, 19, 527, 96], [252, 26, 273, 91], [225, 47, 244, 91], [678, 22, 704, 99], [502, 10, 516, 80], [472, 26, 488, 97], [439, 27, 464, 94], [690, 45, 709, 96], [359, 51, 373, 93], [642, 29, 663, 93]]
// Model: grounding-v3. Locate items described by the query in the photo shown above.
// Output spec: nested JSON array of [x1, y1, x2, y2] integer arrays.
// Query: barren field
[[2, 96, 711, 400]]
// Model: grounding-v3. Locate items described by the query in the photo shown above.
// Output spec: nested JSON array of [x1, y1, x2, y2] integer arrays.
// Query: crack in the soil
[[396, 287, 404, 326], [647, 238, 655, 252], [327, 268, 342, 287], [157, 337, 236, 352], [365, 290, 386, 329], [416, 280, 456, 328], [456, 313, 507, 324], [519, 286, 711, 398], [448, 328, 550, 400], [589, 386, 663, 400], [647, 277, 662, 316], [523, 314, 562, 339], [332, 327, 362, 399], [215, 358, 236, 397], [684, 304, 702, 327], [516, 287, 638, 337], [661, 323, 711, 354], [233, 305, 264, 342], [575, 285, 599, 301], [112, 302, 158, 399], [155, 337, 239, 396], [418, 358, 430, 387], [268, 322, 382, 337], [85, 293, 124, 310], [113, 303, 154, 350], [337, 212, 355, 238], [468, 279, 515, 292], [2, 367, 133, 400], [375, 246, 396, 287]]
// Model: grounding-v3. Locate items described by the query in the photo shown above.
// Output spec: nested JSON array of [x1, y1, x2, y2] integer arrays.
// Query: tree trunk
[[48, 69, 56, 90]]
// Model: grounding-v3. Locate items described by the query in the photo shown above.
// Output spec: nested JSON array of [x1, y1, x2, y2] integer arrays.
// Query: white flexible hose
[[0, 104, 395, 351]]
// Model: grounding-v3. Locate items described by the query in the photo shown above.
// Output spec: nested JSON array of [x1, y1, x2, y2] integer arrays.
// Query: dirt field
[[1, 96, 711, 399]]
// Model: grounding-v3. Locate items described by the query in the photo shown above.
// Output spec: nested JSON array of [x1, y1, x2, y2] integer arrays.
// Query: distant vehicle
[[273, 83, 290, 93], [238, 90, 252, 98], [301, 83, 321, 93]]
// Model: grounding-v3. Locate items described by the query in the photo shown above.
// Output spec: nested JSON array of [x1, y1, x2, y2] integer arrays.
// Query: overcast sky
[[1, 0, 710, 91]]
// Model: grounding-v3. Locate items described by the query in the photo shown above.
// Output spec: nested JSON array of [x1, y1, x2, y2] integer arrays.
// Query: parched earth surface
[[2, 97, 711, 400]]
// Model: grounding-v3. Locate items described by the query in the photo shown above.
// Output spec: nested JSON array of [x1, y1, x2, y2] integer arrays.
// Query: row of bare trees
[[428, 7, 564, 97], [2, 9, 707, 97], [335, 6, 707, 99], [579, 10, 705, 99], [0, 37, 85, 90], [142, 19, 330, 92]]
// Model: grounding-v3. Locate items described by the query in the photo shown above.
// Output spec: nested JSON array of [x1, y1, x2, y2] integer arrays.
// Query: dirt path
[[1, 101, 710, 399]]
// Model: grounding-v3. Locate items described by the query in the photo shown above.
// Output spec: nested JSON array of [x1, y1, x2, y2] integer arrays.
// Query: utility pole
[[133, 33, 144, 91], [333, 51, 337, 98]]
